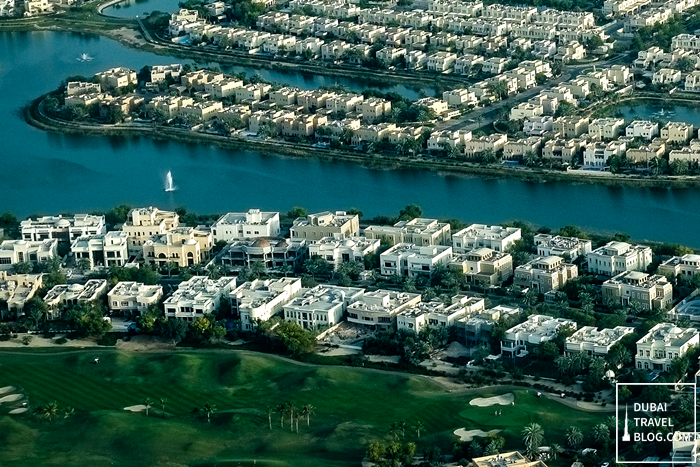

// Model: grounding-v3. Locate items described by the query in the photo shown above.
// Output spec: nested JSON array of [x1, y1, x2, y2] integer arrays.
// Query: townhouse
[[71, 231, 129, 270], [552, 116, 589, 138], [231, 277, 303, 330], [635, 323, 699, 371], [524, 116, 554, 136], [587, 241, 653, 276], [283, 284, 364, 329], [661, 121, 695, 143], [107, 282, 163, 316], [164, 276, 237, 320], [308, 236, 380, 269], [452, 224, 521, 254], [364, 218, 451, 246], [211, 209, 280, 242], [463, 134, 508, 157], [501, 314, 577, 357], [94, 67, 137, 90], [442, 88, 478, 108], [652, 68, 682, 85], [426, 129, 473, 151], [503, 137, 542, 160], [534, 234, 592, 260], [346, 290, 422, 330], [542, 138, 585, 164], [626, 120, 659, 140], [602, 271, 673, 311], [514, 256, 578, 293], [588, 118, 626, 140]]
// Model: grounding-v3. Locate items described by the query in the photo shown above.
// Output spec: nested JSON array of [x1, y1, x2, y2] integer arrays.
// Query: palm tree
[[522, 423, 545, 453], [390, 421, 409, 441], [550, 443, 563, 460], [37, 401, 60, 424], [143, 398, 153, 418], [285, 401, 296, 431], [191, 407, 201, 421], [414, 420, 425, 438], [592, 423, 610, 447], [266, 406, 275, 430], [300, 404, 315, 427], [566, 426, 584, 448], [276, 403, 286, 428], [63, 406, 75, 419], [159, 397, 168, 418], [202, 403, 216, 423]]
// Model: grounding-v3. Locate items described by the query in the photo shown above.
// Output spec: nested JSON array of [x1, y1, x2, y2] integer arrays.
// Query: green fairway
[[0, 350, 604, 467]]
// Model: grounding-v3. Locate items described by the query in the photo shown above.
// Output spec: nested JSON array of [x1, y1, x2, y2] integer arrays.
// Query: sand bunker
[[454, 428, 502, 442], [0, 386, 15, 395], [124, 405, 147, 412], [0, 394, 23, 403], [469, 393, 514, 407], [9, 408, 27, 414]]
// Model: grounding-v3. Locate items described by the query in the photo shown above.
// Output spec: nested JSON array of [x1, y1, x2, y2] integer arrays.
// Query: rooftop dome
[[69, 283, 82, 291], [343, 239, 356, 247], [276, 240, 288, 248], [252, 239, 270, 248], [605, 369, 615, 379], [56, 219, 71, 227], [185, 239, 197, 245]]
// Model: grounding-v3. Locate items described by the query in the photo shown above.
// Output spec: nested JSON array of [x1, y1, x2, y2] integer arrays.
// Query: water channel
[[1, 31, 699, 245]]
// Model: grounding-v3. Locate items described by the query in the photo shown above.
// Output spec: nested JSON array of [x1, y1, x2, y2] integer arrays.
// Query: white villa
[[283, 284, 364, 329], [230, 277, 302, 330], [501, 314, 577, 357], [107, 282, 164, 316], [635, 323, 699, 372], [163, 276, 237, 320], [565, 325, 634, 356]]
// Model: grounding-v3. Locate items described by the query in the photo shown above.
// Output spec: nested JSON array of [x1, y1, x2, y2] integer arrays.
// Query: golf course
[[0, 349, 605, 466]]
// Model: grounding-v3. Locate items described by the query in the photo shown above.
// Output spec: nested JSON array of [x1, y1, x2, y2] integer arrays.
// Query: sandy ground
[[0, 335, 97, 348], [443, 341, 470, 358], [0, 386, 16, 395], [469, 393, 514, 407], [124, 405, 147, 412], [318, 346, 361, 357], [0, 394, 23, 403], [420, 359, 461, 375], [115, 335, 176, 351], [9, 408, 28, 414], [368, 355, 400, 364], [453, 428, 501, 442]]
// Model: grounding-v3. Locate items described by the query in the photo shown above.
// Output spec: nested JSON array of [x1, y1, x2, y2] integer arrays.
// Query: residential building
[[308, 236, 380, 270], [523, 116, 554, 136], [107, 282, 163, 316], [20, 214, 106, 242], [501, 314, 577, 357], [503, 137, 542, 160], [460, 304, 522, 347], [143, 227, 213, 268], [66, 81, 102, 96], [426, 129, 473, 151], [510, 102, 544, 121], [283, 284, 364, 329], [230, 277, 303, 330], [685, 71, 700, 92], [94, 67, 137, 90], [583, 140, 626, 167], [427, 51, 457, 72], [364, 218, 451, 246], [163, 276, 237, 320], [565, 326, 635, 356], [380, 243, 453, 278], [359, 98, 392, 122], [658, 253, 700, 279], [587, 241, 653, 276], [290, 211, 359, 241], [652, 68, 682, 85], [473, 453, 548, 467], [534, 234, 592, 261], [626, 138, 666, 163], [452, 224, 521, 253], [150, 64, 183, 83], [442, 88, 477, 107], [602, 271, 673, 310], [43, 280, 108, 318], [397, 295, 484, 332], [346, 290, 422, 330], [211, 209, 280, 242], [514, 256, 578, 293], [588, 118, 626, 140], [660, 121, 694, 143], [220, 238, 308, 272], [669, 147, 700, 163], [552, 116, 589, 138], [635, 323, 699, 371], [449, 247, 513, 286], [555, 41, 585, 62], [0, 239, 57, 266], [463, 134, 507, 156], [0, 272, 43, 319], [71, 231, 129, 269], [121, 207, 179, 255], [625, 120, 660, 140]]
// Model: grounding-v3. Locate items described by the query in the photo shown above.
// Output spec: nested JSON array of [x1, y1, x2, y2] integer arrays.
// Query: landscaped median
[[26, 92, 700, 188]]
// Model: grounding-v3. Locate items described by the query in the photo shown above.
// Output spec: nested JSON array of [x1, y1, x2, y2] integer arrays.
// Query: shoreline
[[25, 94, 700, 188]]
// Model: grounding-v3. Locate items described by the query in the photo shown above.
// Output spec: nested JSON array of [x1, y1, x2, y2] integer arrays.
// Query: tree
[[202, 402, 216, 423], [266, 406, 275, 430], [304, 256, 331, 278], [276, 403, 286, 428], [398, 204, 423, 221], [592, 423, 610, 447], [159, 397, 168, 418], [522, 423, 545, 454], [76, 258, 91, 273], [550, 443, 563, 460], [390, 420, 409, 441], [13, 262, 33, 274], [63, 407, 75, 419], [566, 426, 584, 448], [143, 398, 153, 417], [23, 298, 49, 331], [36, 401, 60, 424], [414, 420, 425, 438], [300, 404, 315, 427]]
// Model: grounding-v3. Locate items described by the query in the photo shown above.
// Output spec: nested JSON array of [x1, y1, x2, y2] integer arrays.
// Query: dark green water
[[1, 31, 699, 245]]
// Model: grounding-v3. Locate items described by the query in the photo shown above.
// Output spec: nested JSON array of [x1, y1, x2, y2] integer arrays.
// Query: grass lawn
[[0, 350, 605, 467]]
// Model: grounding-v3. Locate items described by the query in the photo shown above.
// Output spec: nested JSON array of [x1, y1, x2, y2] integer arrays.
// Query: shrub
[[55, 337, 68, 345]]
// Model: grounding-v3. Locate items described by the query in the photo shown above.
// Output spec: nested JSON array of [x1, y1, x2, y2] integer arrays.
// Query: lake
[[101, 0, 183, 18], [1, 31, 700, 246]]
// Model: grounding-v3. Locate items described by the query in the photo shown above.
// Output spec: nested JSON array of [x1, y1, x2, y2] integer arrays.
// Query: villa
[[565, 325, 635, 356], [501, 314, 577, 357], [230, 277, 303, 330], [283, 284, 364, 329], [107, 282, 164, 316], [635, 323, 699, 371], [163, 276, 237, 320], [346, 290, 422, 330], [211, 209, 281, 243]]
